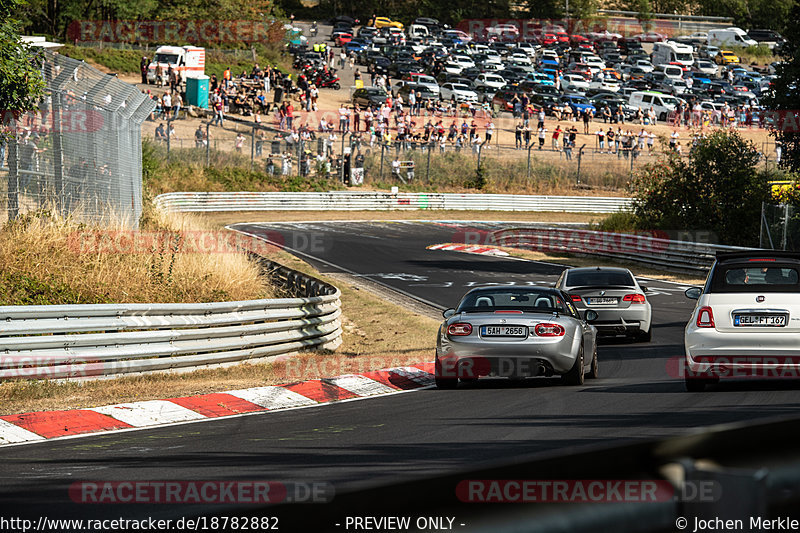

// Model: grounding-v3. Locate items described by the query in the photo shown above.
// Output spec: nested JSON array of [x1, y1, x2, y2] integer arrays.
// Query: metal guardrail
[[154, 192, 634, 214], [0, 259, 341, 381], [492, 226, 754, 274]]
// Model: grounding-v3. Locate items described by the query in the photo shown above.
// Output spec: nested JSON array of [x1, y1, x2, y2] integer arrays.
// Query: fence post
[[166, 118, 171, 161], [426, 140, 432, 182], [205, 122, 210, 167], [576, 144, 586, 185], [526, 142, 533, 179], [379, 142, 385, 180], [782, 203, 790, 251], [51, 96, 65, 216], [7, 129, 19, 221], [250, 125, 255, 171], [340, 132, 347, 183]]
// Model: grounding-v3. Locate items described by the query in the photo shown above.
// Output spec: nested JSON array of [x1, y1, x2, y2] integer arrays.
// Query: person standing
[[537, 125, 547, 149], [596, 127, 605, 153], [140, 56, 149, 85], [172, 91, 182, 119], [552, 124, 562, 151]]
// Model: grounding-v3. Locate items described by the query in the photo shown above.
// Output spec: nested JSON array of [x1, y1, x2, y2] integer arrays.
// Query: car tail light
[[534, 323, 566, 337], [571, 295, 582, 303], [447, 323, 473, 336], [696, 307, 715, 328], [623, 294, 646, 303]]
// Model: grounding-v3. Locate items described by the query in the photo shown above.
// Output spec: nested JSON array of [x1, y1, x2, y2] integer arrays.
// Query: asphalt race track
[[2, 220, 799, 530]]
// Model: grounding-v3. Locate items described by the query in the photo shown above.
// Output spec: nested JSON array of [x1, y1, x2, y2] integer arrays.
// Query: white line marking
[[91, 400, 207, 427], [326, 375, 397, 396], [227, 386, 317, 409], [0, 419, 45, 444]]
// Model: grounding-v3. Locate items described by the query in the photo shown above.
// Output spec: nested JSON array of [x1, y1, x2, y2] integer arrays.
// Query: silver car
[[684, 251, 800, 392], [555, 266, 652, 341], [435, 286, 599, 388]]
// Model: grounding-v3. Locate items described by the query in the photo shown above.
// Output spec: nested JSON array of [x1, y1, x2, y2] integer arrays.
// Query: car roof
[[716, 251, 800, 263], [566, 266, 633, 274]]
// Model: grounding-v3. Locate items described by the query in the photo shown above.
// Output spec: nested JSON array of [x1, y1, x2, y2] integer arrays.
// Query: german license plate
[[733, 314, 787, 327], [587, 297, 618, 305], [481, 326, 527, 337]]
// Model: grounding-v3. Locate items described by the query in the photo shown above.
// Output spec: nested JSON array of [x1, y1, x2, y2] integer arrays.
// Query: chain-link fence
[[760, 203, 800, 251], [1, 50, 154, 227]]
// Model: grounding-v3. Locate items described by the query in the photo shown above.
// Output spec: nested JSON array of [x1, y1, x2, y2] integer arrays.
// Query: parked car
[[439, 82, 478, 102], [351, 86, 389, 107]]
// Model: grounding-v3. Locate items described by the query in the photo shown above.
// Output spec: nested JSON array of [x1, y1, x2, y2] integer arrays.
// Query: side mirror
[[685, 287, 702, 300], [584, 309, 599, 323], [443, 308, 456, 319]]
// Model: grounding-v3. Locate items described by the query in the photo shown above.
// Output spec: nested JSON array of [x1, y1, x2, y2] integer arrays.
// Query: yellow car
[[374, 17, 404, 30], [715, 50, 740, 65]]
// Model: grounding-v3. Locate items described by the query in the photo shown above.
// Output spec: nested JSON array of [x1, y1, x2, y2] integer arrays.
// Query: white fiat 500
[[684, 251, 800, 391]]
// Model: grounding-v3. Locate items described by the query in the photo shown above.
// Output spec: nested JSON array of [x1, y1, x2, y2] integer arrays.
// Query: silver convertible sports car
[[435, 286, 599, 388]]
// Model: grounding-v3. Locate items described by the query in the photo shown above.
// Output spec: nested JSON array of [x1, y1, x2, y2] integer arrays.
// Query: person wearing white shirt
[[537, 126, 547, 149]]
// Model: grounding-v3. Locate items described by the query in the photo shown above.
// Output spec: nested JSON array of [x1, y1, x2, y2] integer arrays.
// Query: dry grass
[[0, 208, 270, 305], [0, 246, 440, 416]]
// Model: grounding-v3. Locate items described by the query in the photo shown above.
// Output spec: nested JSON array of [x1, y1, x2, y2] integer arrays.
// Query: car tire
[[435, 376, 458, 389], [562, 344, 585, 386], [587, 344, 599, 379], [685, 375, 707, 392], [639, 326, 652, 343]]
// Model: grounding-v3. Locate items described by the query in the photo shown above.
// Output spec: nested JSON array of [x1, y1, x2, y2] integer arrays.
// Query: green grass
[[0, 272, 113, 306]]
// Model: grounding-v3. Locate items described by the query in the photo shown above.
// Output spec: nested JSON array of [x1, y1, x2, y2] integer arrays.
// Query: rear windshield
[[566, 271, 635, 287], [711, 264, 800, 292], [458, 290, 568, 313]]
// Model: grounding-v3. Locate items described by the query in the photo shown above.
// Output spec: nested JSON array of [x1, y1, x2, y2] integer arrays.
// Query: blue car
[[345, 39, 367, 54], [561, 95, 596, 115], [526, 72, 555, 86]]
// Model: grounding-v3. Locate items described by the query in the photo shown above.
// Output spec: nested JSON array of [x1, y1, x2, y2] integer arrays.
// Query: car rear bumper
[[685, 329, 800, 376], [437, 338, 579, 376]]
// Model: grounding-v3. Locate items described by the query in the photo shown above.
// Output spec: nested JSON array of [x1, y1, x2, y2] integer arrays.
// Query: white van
[[408, 24, 429, 39], [660, 65, 685, 80], [147, 46, 205, 84], [707, 28, 758, 48], [652, 41, 695, 67], [628, 91, 680, 121]]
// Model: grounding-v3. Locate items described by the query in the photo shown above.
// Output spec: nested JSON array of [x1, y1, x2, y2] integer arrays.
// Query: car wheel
[[639, 326, 652, 342], [587, 344, 599, 379], [562, 344, 585, 386], [435, 376, 458, 389], [685, 375, 707, 392]]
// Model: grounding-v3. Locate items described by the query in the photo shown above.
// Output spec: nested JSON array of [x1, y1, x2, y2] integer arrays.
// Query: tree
[[628, 130, 772, 246], [1, 0, 46, 141], [762, 0, 800, 172]]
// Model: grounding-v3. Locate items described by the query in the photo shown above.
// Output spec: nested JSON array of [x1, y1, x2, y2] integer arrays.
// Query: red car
[[541, 33, 558, 45], [335, 33, 353, 46], [634, 31, 666, 43]]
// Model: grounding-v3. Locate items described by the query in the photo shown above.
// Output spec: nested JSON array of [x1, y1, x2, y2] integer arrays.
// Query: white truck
[[707, 28, 758, 48], [147, 45, 205, 84]]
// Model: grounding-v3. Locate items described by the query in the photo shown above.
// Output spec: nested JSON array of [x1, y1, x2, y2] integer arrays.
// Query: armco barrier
[[0, 260, 341, 381], [492, 226, 754, 273], [153, 192, 634, 214]]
